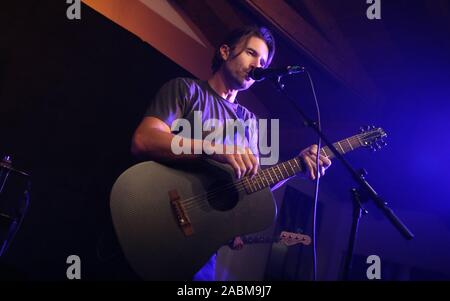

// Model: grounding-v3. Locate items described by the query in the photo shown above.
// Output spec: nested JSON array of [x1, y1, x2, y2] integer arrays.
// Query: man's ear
[[219, 44, 230, 61]]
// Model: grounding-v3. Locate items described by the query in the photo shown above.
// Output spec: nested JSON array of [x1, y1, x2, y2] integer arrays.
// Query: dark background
[[0, 1, 193, 279]]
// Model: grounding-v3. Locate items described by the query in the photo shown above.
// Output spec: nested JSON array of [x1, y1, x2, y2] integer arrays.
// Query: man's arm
[[131, 116, 259, 179], [131, 116, 203, 162]]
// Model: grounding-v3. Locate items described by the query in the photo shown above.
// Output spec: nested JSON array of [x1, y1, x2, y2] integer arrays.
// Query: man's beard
[[224, 65, 250, 91]]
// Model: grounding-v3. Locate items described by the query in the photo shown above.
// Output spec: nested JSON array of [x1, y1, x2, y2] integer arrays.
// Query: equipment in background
[[0, 155, 31, 257]]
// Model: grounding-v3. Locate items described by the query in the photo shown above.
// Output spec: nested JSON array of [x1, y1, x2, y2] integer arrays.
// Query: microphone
[[249, 65, 305, 82]]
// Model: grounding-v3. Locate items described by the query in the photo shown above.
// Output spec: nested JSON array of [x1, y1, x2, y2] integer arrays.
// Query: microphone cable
[[305, 70, 322, 281], [265, 67, 323, 280]]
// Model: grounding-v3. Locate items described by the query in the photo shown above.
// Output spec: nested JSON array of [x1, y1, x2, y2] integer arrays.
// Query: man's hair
[[211, 25, 276, 73]]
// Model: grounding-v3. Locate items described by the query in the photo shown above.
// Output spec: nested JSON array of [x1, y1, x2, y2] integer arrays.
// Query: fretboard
[[242, 133, 364, 193]]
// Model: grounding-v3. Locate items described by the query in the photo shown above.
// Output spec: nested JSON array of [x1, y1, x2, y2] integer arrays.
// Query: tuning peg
[[376, 141, 387, 149], [360, 169, 369, 177]]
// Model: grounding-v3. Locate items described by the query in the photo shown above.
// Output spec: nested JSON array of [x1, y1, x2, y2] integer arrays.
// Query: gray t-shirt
[[145, 77, 259, 156]]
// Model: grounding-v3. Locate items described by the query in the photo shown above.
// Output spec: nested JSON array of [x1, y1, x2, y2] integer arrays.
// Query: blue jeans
[[193, 253, 216, 281]]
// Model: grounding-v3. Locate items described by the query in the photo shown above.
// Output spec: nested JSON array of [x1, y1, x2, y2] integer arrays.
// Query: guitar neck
[[320, 133, 365, 160], [242, 133, 365, 193], [241, 235, 279, 244]]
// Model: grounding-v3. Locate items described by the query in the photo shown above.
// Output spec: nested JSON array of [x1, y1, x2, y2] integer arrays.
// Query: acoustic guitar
[[110, 127, 386, 279]]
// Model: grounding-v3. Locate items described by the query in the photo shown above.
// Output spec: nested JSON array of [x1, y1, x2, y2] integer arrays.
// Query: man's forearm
[[131, 128, 204, 162]]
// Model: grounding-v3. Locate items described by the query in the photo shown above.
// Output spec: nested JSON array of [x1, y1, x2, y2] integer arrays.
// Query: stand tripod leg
[[343, 188, 367, 280]]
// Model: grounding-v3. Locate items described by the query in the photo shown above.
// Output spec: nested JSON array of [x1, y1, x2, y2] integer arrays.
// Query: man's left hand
[[299, 144, 332, 180]]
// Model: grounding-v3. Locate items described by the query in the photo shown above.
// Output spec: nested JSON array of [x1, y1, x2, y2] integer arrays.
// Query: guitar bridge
[[168, 189, 194, 236]]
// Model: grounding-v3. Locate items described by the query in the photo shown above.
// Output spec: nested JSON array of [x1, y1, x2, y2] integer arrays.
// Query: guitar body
[[110, 160, 277, 280]]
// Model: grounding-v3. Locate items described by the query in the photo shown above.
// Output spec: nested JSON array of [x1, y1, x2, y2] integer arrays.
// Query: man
[[131, 25, 331, 280]]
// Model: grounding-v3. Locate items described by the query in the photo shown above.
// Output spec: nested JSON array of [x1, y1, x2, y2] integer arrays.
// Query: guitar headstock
[[359, 126, 387, 152], [280, 231, 311, 246]]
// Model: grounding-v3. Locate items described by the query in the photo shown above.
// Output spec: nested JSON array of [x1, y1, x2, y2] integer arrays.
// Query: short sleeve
[[144, 78, 191, 128], [247, 112, 259, 158]]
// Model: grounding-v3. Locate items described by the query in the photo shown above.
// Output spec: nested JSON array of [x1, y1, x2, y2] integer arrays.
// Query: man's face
[[221, 36, 269, 91]]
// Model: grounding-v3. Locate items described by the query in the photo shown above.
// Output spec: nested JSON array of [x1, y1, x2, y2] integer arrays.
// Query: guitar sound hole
[[206, 179, 239, 211]]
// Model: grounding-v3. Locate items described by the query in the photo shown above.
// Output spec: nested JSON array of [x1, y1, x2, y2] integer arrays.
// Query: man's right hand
[[206, 144, 259, 179]]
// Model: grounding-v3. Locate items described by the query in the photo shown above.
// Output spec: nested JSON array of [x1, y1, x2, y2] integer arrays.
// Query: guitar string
[[180, 145, 325, 210], [179, 134, 370, 211], [180, 133, 367, 206], [182, 160, 308, 211], [182, 167, 281, 211], [180, 149, 309, 209], [179, 134, 370, 210]]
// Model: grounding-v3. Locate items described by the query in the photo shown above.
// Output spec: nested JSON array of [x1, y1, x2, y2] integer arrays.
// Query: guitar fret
[[255, 176, 262, 190], [272, 167, 280, 182], [246, 177, 254, 193], [253, 176, 261, 191], [287, 160, 295, 174], [251, 177, 257, 192], [337, 141, 344, 153], [356, 135, 364, 147], [267, 169, 274, 184], [282, 163, 290, 177], [293, 157, 300, 170], [244, 178, 253, 192], [261, 172, 270, 187], [258, 173, 265, 187], [277, 165, 283, 180], [346, 138, 353, 151]]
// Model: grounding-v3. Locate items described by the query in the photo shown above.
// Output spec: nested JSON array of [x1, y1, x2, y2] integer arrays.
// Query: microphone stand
[[270, 75, 414, 280]]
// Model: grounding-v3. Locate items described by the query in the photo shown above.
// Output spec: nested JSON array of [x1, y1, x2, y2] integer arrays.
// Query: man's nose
[[250, 57, 262, 69]]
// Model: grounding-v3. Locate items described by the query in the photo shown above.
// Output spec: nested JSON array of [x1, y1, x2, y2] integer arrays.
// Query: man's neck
[[207, 72, 238, 103]]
